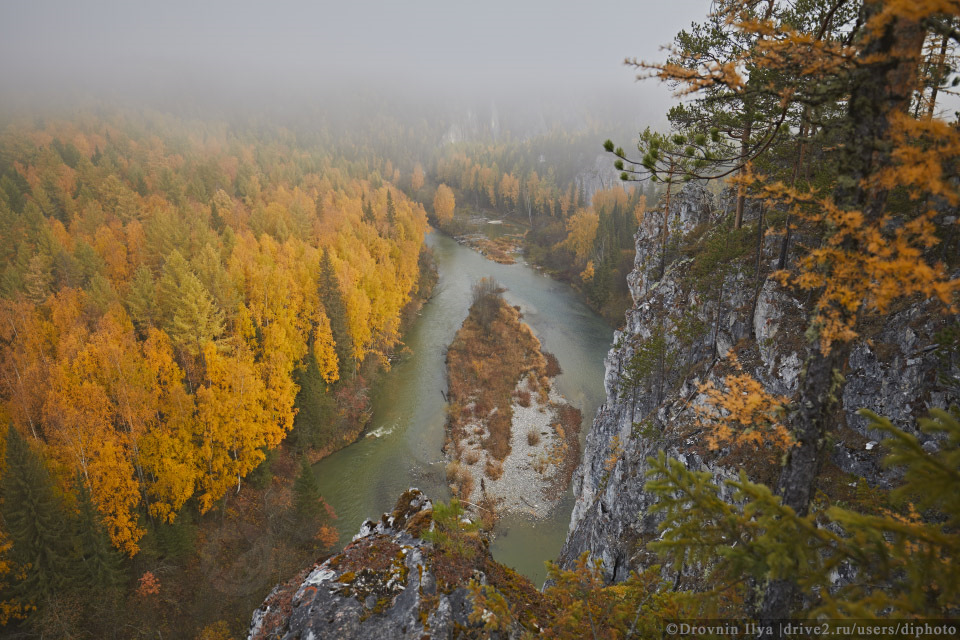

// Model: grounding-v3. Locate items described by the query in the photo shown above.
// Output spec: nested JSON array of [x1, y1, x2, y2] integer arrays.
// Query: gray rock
[[249, 489, 523, 639], [561, 182, 959, 582]]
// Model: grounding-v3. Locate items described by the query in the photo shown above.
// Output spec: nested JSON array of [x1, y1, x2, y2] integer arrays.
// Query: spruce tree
[[361, 197, 375, 225], [292, 456, 323, 521], [386, 190, 396, 226], [73, 479, 125, 591], [318, 249, 354, 376], [1, 425, 76, 603]]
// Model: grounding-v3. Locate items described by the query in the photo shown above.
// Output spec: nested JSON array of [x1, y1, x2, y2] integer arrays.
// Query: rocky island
[[443, 278, 581, 521]]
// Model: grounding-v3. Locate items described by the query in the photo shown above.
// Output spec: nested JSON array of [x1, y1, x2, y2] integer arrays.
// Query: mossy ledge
[[247, 489, 547, 640]]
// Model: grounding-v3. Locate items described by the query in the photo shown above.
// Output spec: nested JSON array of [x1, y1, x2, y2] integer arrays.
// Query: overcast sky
[[1, 0, 711, 120]]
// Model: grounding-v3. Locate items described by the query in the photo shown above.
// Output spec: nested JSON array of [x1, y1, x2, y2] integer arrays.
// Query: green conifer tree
[[72, 479, 126, 591], [167, 272, 225, 359], [126, 265, 157, 335], [645, 407, 960, 620], [386, 190, 397, 227], [292, 456, 322, 521], [1, 425, 76, 604], [318, 249, 354, 376]]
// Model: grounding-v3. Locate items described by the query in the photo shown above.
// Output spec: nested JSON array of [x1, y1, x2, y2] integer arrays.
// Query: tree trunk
[[734, 119, 753, 229], [778, 114, 809, 270], [926, 34, 950, 120], [758, 6, 925, 632], [750, 204, 766, 340]]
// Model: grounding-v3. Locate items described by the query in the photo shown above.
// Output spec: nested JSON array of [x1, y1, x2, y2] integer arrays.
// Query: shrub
[[543, 351, 562, 377], [471, 277, 504, 332], [516, 390, 532, 407], [486, 411, 513, 460], [527, 430, 541, 446], [446, 461, 461, 484], [457, 467, 475, 500]]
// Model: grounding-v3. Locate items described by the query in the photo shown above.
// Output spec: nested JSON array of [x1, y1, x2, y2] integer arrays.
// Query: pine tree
[[645, 407, 960, 620], [605, 129, 701, 279], [1, 425, 76, 603]]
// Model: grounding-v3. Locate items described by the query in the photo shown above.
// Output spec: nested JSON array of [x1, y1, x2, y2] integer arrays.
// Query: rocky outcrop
[[248, 489, 542, 640], [561, 183, 959, 582]]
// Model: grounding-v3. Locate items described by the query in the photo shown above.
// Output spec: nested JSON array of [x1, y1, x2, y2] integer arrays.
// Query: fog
[[1, 0, 711, 127]]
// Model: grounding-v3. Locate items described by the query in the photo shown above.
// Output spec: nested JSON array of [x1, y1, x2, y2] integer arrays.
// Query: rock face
[[248, 489, 534, 640], [560, 183, 959, 582]]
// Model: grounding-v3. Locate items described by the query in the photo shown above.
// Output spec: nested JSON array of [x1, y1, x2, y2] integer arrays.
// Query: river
[[313, 230, 612, 586]]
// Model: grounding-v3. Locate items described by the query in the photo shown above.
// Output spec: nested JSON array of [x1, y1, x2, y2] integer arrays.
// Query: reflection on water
[[312, 231, 612, 586]]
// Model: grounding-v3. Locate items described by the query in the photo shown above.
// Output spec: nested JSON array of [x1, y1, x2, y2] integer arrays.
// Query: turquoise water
[[313, 231, 612, 586]]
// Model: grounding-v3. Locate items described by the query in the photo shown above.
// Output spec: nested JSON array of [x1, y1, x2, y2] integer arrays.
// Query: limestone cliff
[[560, 183, 959, 582]]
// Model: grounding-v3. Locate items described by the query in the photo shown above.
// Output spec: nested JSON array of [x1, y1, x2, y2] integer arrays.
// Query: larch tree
[[139, 328, 198, 523], [411, 163, 425, 193], [433, 183, 456, 225], [194, 340, 275, 513], [312, 311, 340, 384], [631, 0, 960, 626]]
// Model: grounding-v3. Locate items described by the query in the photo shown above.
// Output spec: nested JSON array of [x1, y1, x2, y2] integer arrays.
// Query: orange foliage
[[0, 116, 429, 554], [561, 209, 599, 263], [136, 571, 160, 598], [411, 163, 424, 192], [433, 183, 456, 225], [696, 354, 793, 460]]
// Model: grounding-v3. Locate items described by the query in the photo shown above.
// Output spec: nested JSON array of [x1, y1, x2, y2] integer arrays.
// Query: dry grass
[[527, 430, 541, 446], [446, 460, 462, 484], [446, 460, 475, 499], [458, 468, 475, 500], [445, 285, 548, 462], [464, 450, 480, 465], [532, 454, 548, 475], [477, 494, 501, 531], [463, 236, 521, 264], [543, 404, 585, 501], [485, 458, 504, 480], [515, 390, 532, 407]]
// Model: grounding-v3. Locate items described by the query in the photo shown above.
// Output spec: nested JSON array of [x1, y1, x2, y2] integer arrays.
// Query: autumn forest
[[2, 0, 960, 638]]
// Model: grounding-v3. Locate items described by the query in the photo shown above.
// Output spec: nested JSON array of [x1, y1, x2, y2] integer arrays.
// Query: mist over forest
[[1, 0, 709, 128], [2, 1, 959, 639]]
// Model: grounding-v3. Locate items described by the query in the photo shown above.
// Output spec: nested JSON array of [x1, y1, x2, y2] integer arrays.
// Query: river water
[[313, 230, 612, 586]]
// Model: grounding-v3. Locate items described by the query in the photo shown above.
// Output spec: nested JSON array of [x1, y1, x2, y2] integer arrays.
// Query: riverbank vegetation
[[0, 111, 433, 637], [430, 133, 655, 323]]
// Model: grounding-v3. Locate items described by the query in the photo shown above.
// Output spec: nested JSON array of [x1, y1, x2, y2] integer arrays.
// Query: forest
[[0, 112, 432, 636], [429, 128, 654, 322], [1, 0, 959, 637]]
